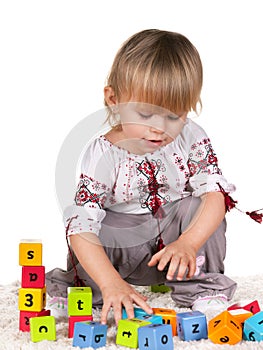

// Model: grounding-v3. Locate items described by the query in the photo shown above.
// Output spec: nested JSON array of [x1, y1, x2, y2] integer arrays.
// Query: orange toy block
[[19, 309, 50, 332], [208, 310, 242, 345], [19, 240, 42, 266], [21, 266, 45, 288], [19, 286, 46, 312], [228, 309, 253, 329], [152, 307, 177, 336]]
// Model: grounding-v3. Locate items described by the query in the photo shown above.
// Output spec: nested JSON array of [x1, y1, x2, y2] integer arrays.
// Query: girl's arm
[[70, 233, 152, 325], [148, 191, 226, 280]]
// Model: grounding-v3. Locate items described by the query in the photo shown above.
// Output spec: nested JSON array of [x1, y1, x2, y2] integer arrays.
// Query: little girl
[[46, 29, 238, 324]]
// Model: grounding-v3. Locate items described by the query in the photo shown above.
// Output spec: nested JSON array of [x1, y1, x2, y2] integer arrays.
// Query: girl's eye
[[167, 115, 179, 121], [138, 112, 153, 119]]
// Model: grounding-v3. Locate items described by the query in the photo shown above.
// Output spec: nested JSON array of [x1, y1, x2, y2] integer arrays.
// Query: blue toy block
[[72, 321, 107, 348], [176, 311, 208, 341], [138, 324, 173, 350], [244, 311, 263, 341], [122, 307, 149, 319], [137, 314, 163, 324]]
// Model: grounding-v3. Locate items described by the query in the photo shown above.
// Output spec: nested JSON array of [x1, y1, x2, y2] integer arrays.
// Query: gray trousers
[[46, 196, 237, 307]]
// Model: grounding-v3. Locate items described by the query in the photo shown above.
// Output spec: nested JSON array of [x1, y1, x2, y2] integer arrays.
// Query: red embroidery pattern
[[75, 174, 108, 208], [187, 138, 222, 176], [136, 159, 169, 214]]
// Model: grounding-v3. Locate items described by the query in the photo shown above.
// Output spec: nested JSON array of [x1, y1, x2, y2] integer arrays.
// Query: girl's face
[[116, 102, 187, 155]]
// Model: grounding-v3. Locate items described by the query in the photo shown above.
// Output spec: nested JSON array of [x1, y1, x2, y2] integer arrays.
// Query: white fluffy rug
[[1, 276, 263, 349]]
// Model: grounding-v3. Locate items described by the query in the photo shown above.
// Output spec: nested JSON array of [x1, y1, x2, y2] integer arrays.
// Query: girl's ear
[[104, 86, 117, 106]]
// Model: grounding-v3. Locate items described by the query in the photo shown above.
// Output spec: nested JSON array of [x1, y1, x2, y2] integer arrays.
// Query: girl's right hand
[[100, 279, 153, 325]]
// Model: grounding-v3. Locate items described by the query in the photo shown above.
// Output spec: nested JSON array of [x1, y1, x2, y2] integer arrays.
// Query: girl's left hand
[[147, 237, 197, 281]]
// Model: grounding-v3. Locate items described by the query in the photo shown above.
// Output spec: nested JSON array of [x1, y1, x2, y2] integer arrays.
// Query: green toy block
[[150, 284, 171, 293], [116, 318, 151, 348], [67, 286, 92, 316], [30, 315, 56, 342]]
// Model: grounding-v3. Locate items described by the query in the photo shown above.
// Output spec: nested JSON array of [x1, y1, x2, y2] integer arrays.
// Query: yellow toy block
[[152, 307, 177, 336], [19, 240, 42, 266], [208, 310, 242, 345], [19, 286, 46, 312], [116, 318, 151, 348], [67, 286, 92, 316], [30, 315, 56, 342]]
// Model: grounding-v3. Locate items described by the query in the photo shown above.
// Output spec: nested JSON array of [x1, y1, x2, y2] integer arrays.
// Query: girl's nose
[[149, 115, 165, 133]]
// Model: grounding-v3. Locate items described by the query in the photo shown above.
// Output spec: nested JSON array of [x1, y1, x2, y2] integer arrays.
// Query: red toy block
[[228, 300, 260, 315], [68, 315, 93, 338], [21, 266, 45, 288], [19, 309, 50, 332]]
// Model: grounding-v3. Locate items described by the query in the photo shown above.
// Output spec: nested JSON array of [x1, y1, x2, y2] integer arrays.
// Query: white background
[[0, 0, 262, 284]]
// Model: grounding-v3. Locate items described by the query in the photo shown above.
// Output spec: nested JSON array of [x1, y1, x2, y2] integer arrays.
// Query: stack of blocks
[[69, 286, 108, 348], [18, 239, 56, 342]]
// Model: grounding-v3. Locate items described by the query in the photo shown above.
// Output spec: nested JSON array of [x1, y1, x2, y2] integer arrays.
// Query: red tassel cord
[[65, 215, 86, 287], [217, 182, 262, 224], [146, 160, 166, 251]]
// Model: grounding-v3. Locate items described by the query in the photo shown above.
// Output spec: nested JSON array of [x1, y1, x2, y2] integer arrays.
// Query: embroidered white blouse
[[64, 118, 235, 235]]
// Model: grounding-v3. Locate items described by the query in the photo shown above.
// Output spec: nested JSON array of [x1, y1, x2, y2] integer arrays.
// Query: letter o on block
[[138, 324, 173, 350]]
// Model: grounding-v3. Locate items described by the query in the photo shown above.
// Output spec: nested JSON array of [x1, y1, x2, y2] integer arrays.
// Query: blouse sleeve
[[63, 138, 113, 236], [185, 121, 235, 197]]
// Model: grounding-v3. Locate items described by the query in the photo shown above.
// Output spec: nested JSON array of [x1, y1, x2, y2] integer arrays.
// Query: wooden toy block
[[176, 311, 207, 341], [19, 286, 46, 312], [228, 300, 260, 315], [21, 266, 45, 288], [19, 240, 42, 266], [150, 284, 171, 293], [137, 314, 163, 325], [67, 286, 92, 316], [138, 324, 173, 350], [72, 321, 107, 348], [152, 307, 177, 336], [228, 309, 253, 329], [30, 315, 56, 342], [122, 307, 149, 319], [68, 315, 93, 338], [208, 310, 242, 345], [116, 318, 151, 348], [19, 309, 50, 332], [243, 311, 263, 341]]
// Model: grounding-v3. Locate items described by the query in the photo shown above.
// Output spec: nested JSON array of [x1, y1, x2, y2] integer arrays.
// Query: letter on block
[[152, 307, 177, 336], [138, 324, 173, 350], [243, 311, 263, 341], [21, 266, 45, 288], [116, 318, 151, 348], [19, 240, 42, 266], [30, 315, 56, 342], [228, 309, 253, 329], [19, 309, 50, 332], [19, 286, 46, 312], [72, 321, 107, 348], [68, 315, 93, 338], [137, 314, 163, 325], [68, 286, 92, 316], [176, 311, 207, 341], [208, 310, 242, 345]]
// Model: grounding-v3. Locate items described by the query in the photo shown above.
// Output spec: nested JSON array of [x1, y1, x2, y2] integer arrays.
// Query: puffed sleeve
[[185, 120, 235, 197], [63, 138, 114, 236]]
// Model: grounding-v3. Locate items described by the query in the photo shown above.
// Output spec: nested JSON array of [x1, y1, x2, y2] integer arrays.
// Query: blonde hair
[[105, 29, 203, 127]]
